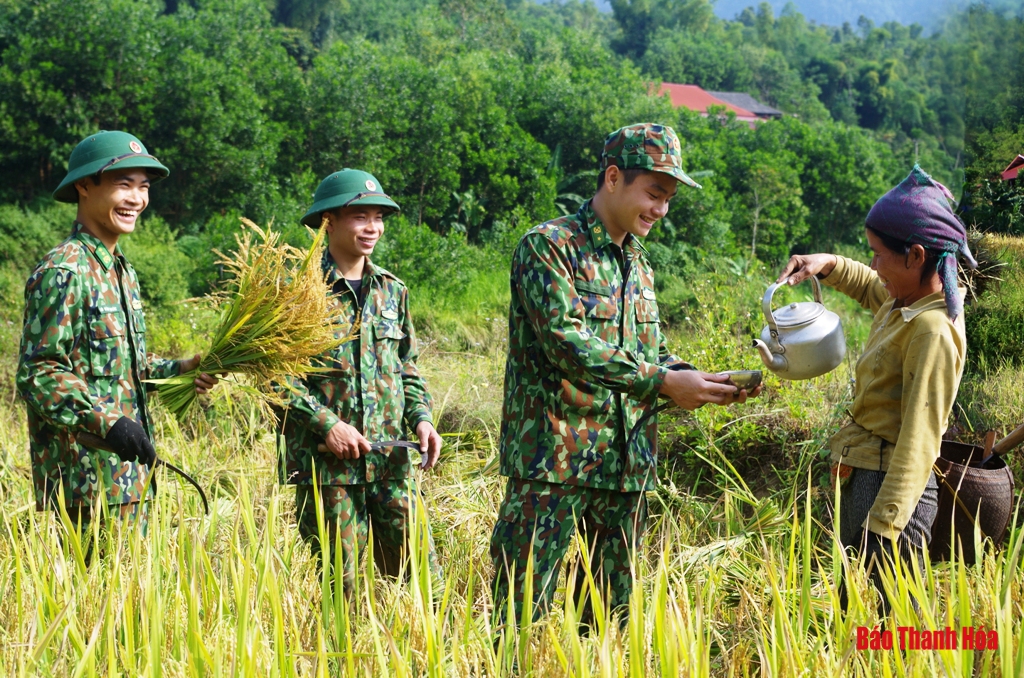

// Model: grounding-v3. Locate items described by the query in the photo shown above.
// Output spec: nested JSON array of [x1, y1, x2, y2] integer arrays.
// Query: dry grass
[[0, 345, 1021, 676]]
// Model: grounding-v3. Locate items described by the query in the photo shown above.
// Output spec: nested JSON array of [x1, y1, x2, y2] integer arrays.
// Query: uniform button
[[638, 351, 645, 362]]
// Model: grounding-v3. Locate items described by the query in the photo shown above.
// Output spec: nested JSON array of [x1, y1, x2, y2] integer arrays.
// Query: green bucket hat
[[301, 169, 400, 227], [600, 122, 701, 189], [52, 131, 170, 203]]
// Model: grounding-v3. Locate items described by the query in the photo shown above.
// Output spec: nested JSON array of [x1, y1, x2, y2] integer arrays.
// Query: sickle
[[317, 440, 427, 466], [76, 432, 209, 515]]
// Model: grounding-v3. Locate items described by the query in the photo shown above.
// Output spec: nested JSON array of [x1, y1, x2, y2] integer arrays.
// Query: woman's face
[[866, 228, 922, 301]]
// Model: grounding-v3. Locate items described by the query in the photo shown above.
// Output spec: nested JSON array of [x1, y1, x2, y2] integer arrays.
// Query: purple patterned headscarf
[[865, 165, 977, 321]]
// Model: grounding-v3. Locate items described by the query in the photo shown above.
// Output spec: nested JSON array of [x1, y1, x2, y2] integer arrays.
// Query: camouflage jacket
[[277, 251, 433, 486], [16, 222, 180, 511], [500, 201, 688, 492]]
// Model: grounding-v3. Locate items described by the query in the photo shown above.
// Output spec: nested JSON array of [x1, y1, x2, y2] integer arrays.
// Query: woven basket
[[930, 440, 1015, 564]]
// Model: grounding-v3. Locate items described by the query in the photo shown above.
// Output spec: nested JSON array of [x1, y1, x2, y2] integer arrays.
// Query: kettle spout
[[753, 339, 787, 373]]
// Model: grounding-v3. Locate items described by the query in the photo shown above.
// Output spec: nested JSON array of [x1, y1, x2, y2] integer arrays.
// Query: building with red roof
[[657, 83, 777, 127], [1001, 155, 1024, 183]]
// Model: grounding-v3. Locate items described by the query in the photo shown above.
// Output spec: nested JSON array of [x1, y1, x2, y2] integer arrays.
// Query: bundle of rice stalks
[[153, 217, 347, 420]]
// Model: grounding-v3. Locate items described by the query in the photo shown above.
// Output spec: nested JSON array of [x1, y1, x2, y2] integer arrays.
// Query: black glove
[[104, 417, 157, 467]]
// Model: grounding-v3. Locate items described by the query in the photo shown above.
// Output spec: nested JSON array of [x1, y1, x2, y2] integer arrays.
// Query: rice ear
[[154, 217, 352, 420]]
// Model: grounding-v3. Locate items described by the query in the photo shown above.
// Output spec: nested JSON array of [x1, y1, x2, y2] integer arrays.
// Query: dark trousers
[[295, 480, 442, 593], [489, 478, 647, 629], [837, 467, 938, 615]]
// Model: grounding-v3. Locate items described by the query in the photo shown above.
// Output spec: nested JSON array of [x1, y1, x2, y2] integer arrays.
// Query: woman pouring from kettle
[[777, 166, 977, 613]]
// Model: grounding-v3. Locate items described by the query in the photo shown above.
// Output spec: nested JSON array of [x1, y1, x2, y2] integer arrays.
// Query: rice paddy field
[[1, 240, 1023, 677]]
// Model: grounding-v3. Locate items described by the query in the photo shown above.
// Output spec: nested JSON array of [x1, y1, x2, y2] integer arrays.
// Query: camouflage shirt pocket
[[87, 307, 127, 376], [131, 308, 148, 372], [635, 298, 660, 350], [374, 318, 406, 372], [576, 280, 618, 323]]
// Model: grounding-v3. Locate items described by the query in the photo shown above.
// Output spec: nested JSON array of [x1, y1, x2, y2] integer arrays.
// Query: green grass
[[1, 250, 1023, 676]]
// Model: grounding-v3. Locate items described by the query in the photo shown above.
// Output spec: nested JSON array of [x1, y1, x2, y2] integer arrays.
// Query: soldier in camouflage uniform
[[17, 130, 218, 543], [490, 123, 761, 627], [278, 169, 443, 591]]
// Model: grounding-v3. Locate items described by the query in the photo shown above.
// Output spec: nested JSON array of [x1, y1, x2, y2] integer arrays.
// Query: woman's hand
[[776, 253, 838, 286]]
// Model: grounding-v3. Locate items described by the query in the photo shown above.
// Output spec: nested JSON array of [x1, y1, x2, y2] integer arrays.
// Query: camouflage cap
[[600, 123, 701, 189]]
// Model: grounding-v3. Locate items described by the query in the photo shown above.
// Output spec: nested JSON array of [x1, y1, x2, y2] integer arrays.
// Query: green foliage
[[965, 248, 1024, 371], [306, 39, 555, 236], [0, 201, 75, 273], [0, 0, 1017, 319], [118, 217, 193, 307]]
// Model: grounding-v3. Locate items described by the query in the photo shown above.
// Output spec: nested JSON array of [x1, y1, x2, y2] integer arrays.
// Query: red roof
[[1001, 155, 1024, 181], [657, 83, 760, 124]]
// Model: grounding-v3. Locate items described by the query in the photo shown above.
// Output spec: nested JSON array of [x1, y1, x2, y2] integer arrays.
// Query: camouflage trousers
[[489, 478, 647, 627], [57, 501, 149, 563], [295, 479, 442, 593]]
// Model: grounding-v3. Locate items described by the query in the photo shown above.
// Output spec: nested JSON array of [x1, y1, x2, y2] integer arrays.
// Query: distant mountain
[[586, 0, 1022, 31], [711, 0, 961, 30]]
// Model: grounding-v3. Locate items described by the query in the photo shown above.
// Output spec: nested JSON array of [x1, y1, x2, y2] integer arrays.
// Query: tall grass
[[1, 250, 1022, 676], [1, 343, 1022, 677]]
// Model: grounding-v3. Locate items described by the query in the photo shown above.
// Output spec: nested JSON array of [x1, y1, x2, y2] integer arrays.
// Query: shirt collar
[[321, 249, 384, 286], [899, 287, 966, 322], [579, 200, 649, 259], [71, 221, 120, 271]]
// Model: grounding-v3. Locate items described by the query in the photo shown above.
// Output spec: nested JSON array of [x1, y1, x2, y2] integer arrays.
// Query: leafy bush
[[0, 202, 76, 273], [120, 216, 194, 308]]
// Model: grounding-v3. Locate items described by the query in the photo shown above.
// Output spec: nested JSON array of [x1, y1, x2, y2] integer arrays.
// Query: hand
[[416, 421, 443, 470], [180, 354, 220, 395], [323, 421, 371, 460], [776, 253, 838, 286], [104, 416, 157, 467], [660, 370, 742, 410]]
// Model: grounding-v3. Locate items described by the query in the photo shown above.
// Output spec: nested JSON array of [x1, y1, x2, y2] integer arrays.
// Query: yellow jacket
[[823, 256, 966, 539]]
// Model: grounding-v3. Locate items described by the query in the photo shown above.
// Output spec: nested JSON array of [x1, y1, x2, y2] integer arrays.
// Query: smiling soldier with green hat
[[277, 168, 443, 591], [17, 130, 218, 551]]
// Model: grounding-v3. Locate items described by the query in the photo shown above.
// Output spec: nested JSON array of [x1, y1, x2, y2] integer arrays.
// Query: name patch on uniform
[[132, 298, 143, 310], [642, 288, 656, 300], [381, 308, 399, 320]]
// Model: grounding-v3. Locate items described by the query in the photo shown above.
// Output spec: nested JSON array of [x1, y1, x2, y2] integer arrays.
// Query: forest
[[0, 0, 1022, 303]]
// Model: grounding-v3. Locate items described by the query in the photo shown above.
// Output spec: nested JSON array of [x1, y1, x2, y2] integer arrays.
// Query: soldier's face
[[325, 206, 386, 260], [75, 169, 151, 242], [604, 169, 677, 240]]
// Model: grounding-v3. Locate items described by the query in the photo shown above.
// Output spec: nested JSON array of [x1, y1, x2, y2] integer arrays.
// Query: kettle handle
[[762, 276, 824, 338]]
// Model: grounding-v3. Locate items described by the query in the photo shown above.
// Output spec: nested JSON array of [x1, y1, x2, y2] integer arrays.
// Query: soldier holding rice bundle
[[17, 131, 218, 546]]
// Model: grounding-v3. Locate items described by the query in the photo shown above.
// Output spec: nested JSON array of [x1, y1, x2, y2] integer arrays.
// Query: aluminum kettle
[[753, 276, 845, 380]]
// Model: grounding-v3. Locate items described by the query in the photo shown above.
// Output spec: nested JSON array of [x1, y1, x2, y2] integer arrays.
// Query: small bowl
[[719, 369, 762, 391]]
